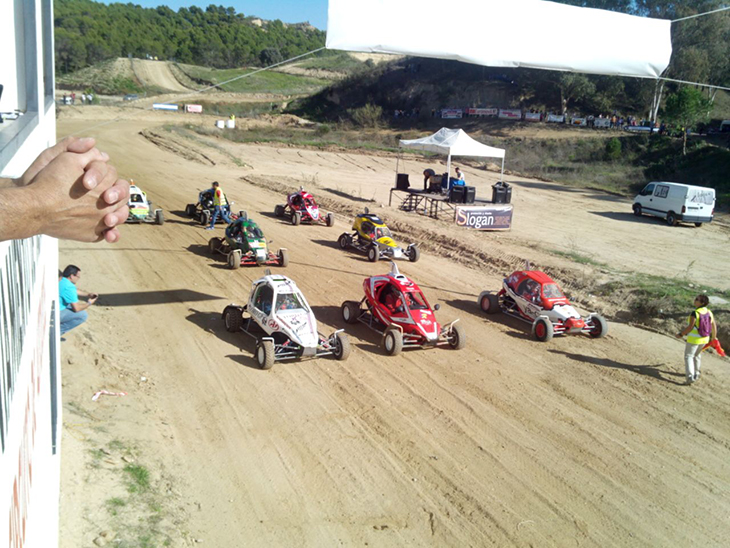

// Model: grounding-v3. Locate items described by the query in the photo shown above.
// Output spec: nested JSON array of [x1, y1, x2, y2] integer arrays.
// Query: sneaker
[[685, 376, 695, 385], [204, 226, 214, 230]]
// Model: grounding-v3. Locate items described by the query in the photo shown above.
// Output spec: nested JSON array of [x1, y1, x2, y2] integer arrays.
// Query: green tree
[[662, 87, 712, 155]]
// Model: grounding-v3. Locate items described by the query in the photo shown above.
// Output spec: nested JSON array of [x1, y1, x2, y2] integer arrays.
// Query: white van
[[632, 182, 715, 227]]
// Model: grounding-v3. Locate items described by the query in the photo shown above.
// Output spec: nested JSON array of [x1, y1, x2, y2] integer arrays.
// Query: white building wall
[[0, 0, 61, 546]]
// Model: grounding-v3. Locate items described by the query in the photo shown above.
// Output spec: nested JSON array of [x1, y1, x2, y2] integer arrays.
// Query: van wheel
[[694, 222, 702, 227], [666, 212, 677, 226], [632, 204, 642, 217]]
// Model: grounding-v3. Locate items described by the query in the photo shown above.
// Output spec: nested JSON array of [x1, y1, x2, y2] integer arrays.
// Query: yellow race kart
[[337, 208, 419, 262]]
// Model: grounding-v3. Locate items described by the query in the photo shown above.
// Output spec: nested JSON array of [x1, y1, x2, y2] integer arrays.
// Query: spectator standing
[[206, 181, 231, 229], [59, 265, 98, 336], [675, 294, 717, 384]]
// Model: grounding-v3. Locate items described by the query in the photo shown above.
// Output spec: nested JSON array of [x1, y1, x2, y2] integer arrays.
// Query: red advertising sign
[[498, 109, 522, 120]]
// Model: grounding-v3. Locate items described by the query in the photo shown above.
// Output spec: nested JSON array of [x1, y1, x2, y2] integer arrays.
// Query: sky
[[99, 0, 329, 29]]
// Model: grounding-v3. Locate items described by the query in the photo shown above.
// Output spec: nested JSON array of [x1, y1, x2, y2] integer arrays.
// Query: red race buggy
[[341, 263, 465, 355], [274, 187, 334, 227], [478, 269, 608, 342]]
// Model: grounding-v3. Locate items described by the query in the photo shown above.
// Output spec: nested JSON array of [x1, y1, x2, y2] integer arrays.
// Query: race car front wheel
[[383, 327, 403, 356], [588, 314, 608, 338], [447, 323, 466, 350], [532, 318, 554, 342], [408, 245, 420, 263], [274, 204, 285, 217], [291, 211, 301, 226], [256, 340, 275, 370], [333, 333, 351, 360], [228, 249, 242, 269], [278, 248, 289, 267], [367, 245, 379, 263], [326, 213, 335, 227]]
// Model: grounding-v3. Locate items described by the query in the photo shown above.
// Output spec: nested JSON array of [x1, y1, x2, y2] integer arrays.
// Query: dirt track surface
[[132, 59, 191, 92], [58, 112, 730, 547]]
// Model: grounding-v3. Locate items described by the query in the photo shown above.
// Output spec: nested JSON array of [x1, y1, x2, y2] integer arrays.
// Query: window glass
[[542, 284, 564, 299], [655, 185, 669, 198], [253, 285, 274, 314], [405, 292, 428, 310], [642, 183, 655, 196], [276, 292, 306, 312]]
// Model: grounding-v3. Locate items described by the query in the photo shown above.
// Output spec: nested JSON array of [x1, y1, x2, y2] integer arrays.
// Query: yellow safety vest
[[214, 187, 228, 206], [687, 307, 713, 345]]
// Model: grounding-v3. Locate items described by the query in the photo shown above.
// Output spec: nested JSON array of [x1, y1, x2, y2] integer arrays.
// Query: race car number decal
[[268, 319, 279, 330]]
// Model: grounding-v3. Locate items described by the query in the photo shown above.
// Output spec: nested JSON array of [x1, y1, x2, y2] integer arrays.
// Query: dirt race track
[[57, 109, 730, 547]]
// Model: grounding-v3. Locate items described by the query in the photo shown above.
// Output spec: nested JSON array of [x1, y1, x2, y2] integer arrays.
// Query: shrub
[[348, 103, 383, 128], [605, 137, 622, 160]]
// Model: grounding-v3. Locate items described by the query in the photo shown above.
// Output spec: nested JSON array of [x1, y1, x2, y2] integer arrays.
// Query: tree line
[[54, 0, 326, 74]]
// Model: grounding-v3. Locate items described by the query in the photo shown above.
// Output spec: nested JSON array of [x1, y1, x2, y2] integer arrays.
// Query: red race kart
[[274, 187, 334, 227], [478, 269, 608, 342], [341, 263, 465, 355]]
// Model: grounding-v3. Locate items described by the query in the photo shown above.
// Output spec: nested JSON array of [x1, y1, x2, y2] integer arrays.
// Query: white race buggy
[[221, 272, 351, 369], [126, 184, 164, 225]]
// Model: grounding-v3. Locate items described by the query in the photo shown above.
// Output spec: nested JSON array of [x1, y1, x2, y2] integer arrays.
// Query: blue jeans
[[60, 308, 88, 335], [209, 205, 232, 228]]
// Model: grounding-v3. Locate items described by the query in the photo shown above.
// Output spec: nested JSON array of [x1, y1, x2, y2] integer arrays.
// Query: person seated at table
[[422, 168, 436, 191]]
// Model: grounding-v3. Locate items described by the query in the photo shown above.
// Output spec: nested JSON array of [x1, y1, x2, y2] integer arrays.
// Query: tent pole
[[500, 158, 504, 182], [446, 153, 452, 186]]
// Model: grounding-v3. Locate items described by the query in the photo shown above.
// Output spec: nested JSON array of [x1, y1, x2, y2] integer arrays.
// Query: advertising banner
[[153, 103, 179, 111], [570, 117, 587, 126], [466, 108, 498, 117], [498, 109, 522, 120], [185, 104, 203, 113], [593, 118, 611, 128], [524, 112, 541, 122], [455, 205, 513, 230], [441, 109, 463, 119], [546, 114, 565, 123]]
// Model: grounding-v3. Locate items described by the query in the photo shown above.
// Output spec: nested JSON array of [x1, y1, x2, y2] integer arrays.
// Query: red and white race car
[[341, 262, 465, 355], [478, 270, 608, 342], [274, 187, 334, 227]]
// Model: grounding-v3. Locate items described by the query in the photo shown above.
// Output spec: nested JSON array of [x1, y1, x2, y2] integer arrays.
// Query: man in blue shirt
[[59, 265, 98, 336]]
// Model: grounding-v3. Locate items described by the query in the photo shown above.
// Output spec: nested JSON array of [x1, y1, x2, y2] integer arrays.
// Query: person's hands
[[27, 148, 130, 242], [88, 296, 98, 305], [21, 137, 107, 189]]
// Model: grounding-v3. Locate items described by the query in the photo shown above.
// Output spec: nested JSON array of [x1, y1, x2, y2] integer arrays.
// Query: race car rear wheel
[[274, 205, 285, 218], [326, 213, 334, 227], [278, 248, 289, 267], [588, 314, 608, 338], [228, 249, 242, 269], [256, 340, 275, 370], [223, 307, 243, 332], [201, 210, 210, 226], [208, 238, 220, 254], [383, 327, 403, 356], [447, 323, 466, 350], [532, 318, 554, 342], [408, 245, 420, 263], [155, 210, 165, 225], [338, 233, 351, 250], [341, 301, 360, 324], [367, 245, 379, 263], [332, 333, 351, 361], [478, 291, 500, 314], [291, 211, 301, 226], [185, 204, 196, 217]]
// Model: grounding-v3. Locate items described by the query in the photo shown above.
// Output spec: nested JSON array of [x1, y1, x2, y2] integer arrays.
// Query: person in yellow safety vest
[[675, 294, 717, 385], [205, 181, 232, 229]]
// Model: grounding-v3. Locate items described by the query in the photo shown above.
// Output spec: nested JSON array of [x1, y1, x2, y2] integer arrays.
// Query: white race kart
[[222, 272, 351, 369]]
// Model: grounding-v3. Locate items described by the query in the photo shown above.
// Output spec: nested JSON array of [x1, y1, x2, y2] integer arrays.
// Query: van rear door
[[684, 187, 715, 223]]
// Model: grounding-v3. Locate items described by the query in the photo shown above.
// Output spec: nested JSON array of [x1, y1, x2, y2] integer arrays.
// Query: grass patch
[[177, 64, 329, 94], [124, 464, 150, 493], [550, 250, 608, 268]]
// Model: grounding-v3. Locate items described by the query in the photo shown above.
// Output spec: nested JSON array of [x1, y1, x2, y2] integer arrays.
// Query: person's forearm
[[77, 289, 92, 298], [0, 186, 44, 241]]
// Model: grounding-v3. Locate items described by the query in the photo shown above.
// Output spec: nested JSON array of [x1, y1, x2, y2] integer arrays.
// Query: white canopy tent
[[399, 128, 506, 183]]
